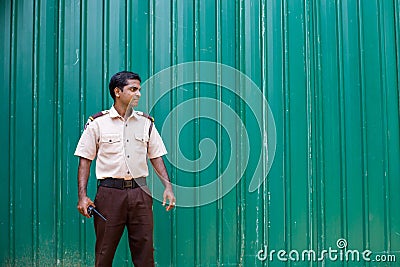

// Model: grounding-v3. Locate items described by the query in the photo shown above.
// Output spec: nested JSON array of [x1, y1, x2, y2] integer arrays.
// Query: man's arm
[[77, 157, 94, 218], [150, 157, 176, 211]]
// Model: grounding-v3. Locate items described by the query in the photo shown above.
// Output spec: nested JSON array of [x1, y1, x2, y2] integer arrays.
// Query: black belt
[[98, 178, 146, 189]]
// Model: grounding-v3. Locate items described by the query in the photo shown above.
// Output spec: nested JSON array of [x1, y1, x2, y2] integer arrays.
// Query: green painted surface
[[1, 0, 400, 266]]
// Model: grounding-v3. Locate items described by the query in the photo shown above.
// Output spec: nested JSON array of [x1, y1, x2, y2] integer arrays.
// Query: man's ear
[[114, 87, 121, 97]]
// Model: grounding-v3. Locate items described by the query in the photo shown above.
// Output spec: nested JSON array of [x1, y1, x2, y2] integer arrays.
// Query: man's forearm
[[78, 157, 92, 199], [150, 157, 172, 188], [150, 156, 176, 210]]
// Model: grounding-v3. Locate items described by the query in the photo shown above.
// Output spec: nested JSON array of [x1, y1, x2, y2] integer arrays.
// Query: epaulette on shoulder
[[140, 113, 155, 122], [88, 110, 109, 121], [84, 110, 109, 129]]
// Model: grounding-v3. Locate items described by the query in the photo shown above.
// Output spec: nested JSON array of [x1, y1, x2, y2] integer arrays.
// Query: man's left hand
[[162, 187, 176, 211]]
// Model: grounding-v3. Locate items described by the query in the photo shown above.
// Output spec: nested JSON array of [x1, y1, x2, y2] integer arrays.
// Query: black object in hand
[[87, 205, 107, 221]]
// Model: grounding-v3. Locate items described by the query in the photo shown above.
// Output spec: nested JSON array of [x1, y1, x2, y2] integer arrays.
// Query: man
[[75, 71, 175, 267]]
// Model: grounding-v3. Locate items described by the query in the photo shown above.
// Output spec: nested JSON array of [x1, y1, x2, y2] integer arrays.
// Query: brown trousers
[[93, 185, 154, 267]]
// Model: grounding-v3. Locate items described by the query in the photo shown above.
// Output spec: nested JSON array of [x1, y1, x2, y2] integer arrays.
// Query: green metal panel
[[1, 0, 400, 266]]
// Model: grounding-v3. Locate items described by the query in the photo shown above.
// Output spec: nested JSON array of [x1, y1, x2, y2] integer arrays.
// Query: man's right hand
[[77, 196, 94, 218]]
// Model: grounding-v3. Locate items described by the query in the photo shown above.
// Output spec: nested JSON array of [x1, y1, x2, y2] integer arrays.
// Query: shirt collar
[[109, 106, 140, 120], [130, 109, 140, 119], [109, 106, 122, 118]]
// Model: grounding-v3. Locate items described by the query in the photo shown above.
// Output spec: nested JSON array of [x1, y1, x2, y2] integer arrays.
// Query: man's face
[[116, 79, 141, 108]]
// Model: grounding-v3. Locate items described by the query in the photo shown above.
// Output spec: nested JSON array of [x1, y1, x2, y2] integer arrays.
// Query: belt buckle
[[124, 180, 133, 188]]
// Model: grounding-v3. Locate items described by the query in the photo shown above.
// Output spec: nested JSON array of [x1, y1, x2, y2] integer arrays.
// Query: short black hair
[[108, 71, 141, 100]]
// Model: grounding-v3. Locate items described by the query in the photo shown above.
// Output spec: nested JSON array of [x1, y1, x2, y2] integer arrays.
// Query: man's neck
[[113, 103, 131, 118]]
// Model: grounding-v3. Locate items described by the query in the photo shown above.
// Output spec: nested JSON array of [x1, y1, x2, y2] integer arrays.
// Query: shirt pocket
[[134, 133, 149, 143], [134, 133, 149, 154], [100, 133, 121, 154]]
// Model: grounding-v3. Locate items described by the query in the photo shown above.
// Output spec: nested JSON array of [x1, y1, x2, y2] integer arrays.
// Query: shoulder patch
[[84, 110, 109, 130]]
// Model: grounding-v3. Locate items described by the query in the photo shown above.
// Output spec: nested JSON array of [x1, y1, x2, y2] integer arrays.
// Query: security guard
[[75, 71, 175, 267]]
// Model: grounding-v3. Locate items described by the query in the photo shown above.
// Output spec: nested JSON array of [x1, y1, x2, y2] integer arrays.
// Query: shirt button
[[127, 155, 130, 158], [126, 139, 129, 142], [127, 171, 130, 174]]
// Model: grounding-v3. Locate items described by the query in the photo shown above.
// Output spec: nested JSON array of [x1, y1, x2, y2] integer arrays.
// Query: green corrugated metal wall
[[1, 0, 400, 266]]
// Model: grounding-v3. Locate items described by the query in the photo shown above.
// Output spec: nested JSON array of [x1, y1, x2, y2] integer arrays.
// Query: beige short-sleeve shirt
[[74, 106, 167, 180]]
